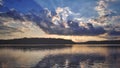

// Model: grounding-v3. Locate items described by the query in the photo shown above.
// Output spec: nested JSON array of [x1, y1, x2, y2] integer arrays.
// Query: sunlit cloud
[[0, 0, 120, 41]]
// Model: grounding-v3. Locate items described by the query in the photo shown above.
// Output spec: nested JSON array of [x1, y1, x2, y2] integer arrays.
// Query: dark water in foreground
[[0, 44, 120, 68]]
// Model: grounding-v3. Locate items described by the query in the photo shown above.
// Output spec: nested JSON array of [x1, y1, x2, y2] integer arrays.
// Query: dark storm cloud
[[38, 20, 106, 36], [108, 30, 120, 36], [105, 24, 120, 36]]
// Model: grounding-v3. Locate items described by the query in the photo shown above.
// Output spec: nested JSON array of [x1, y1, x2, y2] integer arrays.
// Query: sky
[[0, 0, 120, 42]]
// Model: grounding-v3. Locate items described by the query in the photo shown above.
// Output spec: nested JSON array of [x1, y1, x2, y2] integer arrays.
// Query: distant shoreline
[[0, 38, 75, 44], [0, 38, 120, 44]]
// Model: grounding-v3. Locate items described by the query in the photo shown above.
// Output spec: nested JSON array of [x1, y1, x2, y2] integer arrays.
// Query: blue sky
[[34, 0, 98, 17], [0, 0, 120, 42]]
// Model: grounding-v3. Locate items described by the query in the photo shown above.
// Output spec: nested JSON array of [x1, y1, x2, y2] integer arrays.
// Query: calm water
[[0, 44, 120, 68]]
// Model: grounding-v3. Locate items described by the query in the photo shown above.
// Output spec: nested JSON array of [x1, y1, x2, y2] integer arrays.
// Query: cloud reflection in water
[[0, 44, 120, 68]]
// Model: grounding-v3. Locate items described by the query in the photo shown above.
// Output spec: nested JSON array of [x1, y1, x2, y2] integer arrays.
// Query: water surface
[[0, 44, 120, 68]]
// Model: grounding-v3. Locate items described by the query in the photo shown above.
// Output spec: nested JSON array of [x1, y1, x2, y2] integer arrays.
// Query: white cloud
[[95, 0, 114, 17], [93, 0, 120, 26], [52, 7, 73, 25]]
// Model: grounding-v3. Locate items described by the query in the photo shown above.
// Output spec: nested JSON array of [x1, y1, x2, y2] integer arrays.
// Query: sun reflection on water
[[0, 44, 120, 68]]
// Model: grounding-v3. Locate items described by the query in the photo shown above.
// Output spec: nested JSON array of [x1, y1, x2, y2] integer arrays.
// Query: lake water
[[0, 44, 120, 68]]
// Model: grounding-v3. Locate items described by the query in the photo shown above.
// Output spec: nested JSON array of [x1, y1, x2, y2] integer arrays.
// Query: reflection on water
[[0, 44, 120, 68]]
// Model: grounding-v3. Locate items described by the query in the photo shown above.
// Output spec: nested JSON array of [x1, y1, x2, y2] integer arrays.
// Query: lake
[[0, 44, 120, 68]]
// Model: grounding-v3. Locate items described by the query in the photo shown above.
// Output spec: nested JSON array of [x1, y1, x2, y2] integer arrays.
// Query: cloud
[[52, 7, 73, 25], [0, 0, 3, 6], [95, 0, 109, 16], [94, 0, 120, 25], [92, 0, 120, 36], [0, 24, 21, 35], [40, 20, 106, 36], [108, 30, 120, 36], [35, 7, 106, 36], [0, 0, 107, 37], [94, 0, 115, 25], [0, 10, 45, 39], [0, 0, 120, 40], [46, 2, 120, 36]]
